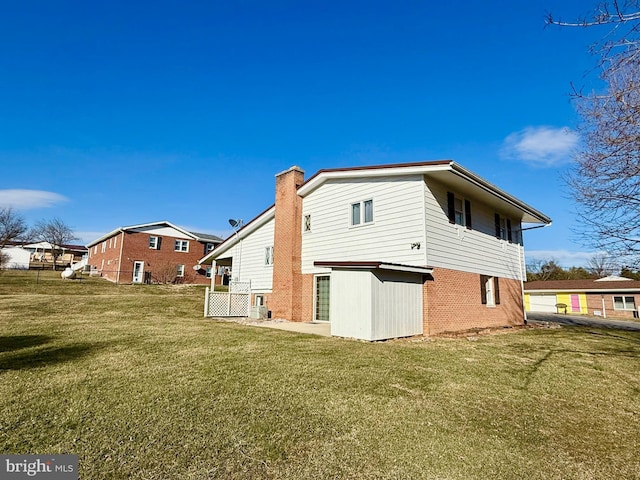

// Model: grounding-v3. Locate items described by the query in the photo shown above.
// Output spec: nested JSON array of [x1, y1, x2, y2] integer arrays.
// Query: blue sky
[[0, 1, 611, 266]]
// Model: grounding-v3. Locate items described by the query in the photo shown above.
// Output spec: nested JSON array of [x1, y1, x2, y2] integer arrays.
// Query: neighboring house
[[525, 276, 640, 319], [0, 246, 31, 269], [1, 241, 88, 269], [200, 161, 551, 340], [86, 221, 222, 285]]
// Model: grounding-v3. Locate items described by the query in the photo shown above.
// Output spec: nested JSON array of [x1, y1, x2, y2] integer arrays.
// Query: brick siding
[[423, 267, 524, 335], [270, 166, 305, 321], [88, 231, 211, 284]]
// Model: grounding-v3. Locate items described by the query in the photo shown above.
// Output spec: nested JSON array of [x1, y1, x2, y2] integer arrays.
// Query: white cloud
[[0, 189, 69, 209], [501, 126, 579, 167], [526, 249, 598, 268]]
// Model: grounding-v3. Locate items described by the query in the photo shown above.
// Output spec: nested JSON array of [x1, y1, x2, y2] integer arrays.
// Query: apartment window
[[149, 236, 161, 250], [176, 264, 185, 277], [265, 246, 274, 265], [205, 243, 215, 253], [480, 275, 500, 306], [351, 199, 374, 226], [205, 266, 212, 278], [174, 240, 189, 252], [494, 214, 513, 242], [613, 296, 636, 311], [447, 192, 472, 229], [303, 214, 311, 232]]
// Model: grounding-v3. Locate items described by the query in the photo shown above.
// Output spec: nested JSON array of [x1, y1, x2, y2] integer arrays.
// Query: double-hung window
[[149, 236, 161, 250], [494, 214, 513, 242], [176, 264, 185, 277], [447, 192, 472, 229], [480, 275, 500, 306], [174, 240, 189, 252], [351, 199, 374, 226]]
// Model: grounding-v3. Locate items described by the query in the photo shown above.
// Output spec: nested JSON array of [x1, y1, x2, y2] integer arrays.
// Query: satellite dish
[[228, 219, 238, 228]]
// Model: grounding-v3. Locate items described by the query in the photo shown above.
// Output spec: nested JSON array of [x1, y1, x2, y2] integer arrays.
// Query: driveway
[[527, 312, 640, 332]]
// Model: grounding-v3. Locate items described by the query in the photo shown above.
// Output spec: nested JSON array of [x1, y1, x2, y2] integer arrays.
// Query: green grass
[[1, 270, 639, 479]]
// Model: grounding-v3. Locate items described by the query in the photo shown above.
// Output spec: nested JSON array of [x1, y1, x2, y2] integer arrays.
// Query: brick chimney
[[270, 166, 304, 321]]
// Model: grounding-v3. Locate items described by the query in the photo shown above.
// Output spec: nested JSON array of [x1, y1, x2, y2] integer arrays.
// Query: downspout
[[116, 230, 125, 284]]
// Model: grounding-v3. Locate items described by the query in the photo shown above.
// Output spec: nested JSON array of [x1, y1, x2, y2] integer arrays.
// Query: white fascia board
[[449, 163, 552, 225], [297, 163, 452, 197], [198, 206, 275, 264], [86, 228, 124, 247]]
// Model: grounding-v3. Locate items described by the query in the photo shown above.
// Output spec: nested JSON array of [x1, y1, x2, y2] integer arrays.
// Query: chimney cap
[[275, 165, 304, 177]]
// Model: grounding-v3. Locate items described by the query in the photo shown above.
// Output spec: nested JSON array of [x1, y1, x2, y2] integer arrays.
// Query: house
[[86, 221, 222, 284], [1, 241, 88, 270], [525, 276, 640, 319], [199, 161, 551, 340], [0, 246, 31, 269]]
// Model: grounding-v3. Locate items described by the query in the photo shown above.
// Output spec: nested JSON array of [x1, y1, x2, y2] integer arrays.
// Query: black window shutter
[[157, 237, 162, 250], [506, 219, 513, 243], [464, 200, 472, 230], [447, 192, 455, 224], [495, 277, 501, 305], [480, 275, 487, 304], [494, 213, 501, 238]]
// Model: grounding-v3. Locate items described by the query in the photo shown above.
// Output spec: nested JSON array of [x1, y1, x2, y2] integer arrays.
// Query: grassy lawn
[[1, 270, 639, 479]]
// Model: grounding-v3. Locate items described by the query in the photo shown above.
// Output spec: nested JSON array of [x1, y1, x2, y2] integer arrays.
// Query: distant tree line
[[526, 253, 640, 281], [0, 207, 78, 270]]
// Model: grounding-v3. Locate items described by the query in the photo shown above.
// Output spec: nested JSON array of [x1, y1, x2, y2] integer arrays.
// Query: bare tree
[[547, 2, 640, 266], [33, 218, 79, 270], [0, 207, 28, 248], [586, 252, 618, 277]]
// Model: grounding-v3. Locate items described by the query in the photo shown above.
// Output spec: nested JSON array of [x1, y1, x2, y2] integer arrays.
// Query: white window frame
[[149, 236, 160, 250], [454, 197, 465, 227], [613, 295, 636, 311], [205, 243, 215, 253], [485, 276, 495, 307], [176, 264, 185, 277], [174, 240, 189, 252], [265, 246, 274, 266], [205, 266, 212, 278], [303, 214, 311, 233], [101, 242, 106, 253], [350, 199, 374, 227]]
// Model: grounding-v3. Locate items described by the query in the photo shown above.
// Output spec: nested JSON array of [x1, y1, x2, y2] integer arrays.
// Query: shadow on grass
[[0, 335, 54, 353], [0, 341, 111, 371]]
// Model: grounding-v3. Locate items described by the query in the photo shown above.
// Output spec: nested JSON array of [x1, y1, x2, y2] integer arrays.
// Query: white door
[[132, 261, 144, 284], [528, 293, 557, 312]]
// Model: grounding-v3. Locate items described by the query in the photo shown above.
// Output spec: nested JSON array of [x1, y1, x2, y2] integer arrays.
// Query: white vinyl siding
[[424, 178, 525, 280], [224, 218, 276, 290], [329, 269, 423, 341], [302, 175, 427, 274]]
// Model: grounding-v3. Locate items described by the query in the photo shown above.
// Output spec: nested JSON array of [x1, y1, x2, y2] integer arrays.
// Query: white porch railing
[[204, 281, 251, 317]]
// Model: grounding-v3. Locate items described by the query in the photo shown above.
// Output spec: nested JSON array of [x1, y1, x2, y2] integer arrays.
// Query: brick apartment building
[[200, 162, 551, 339], [87, 221, 222, 285]]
